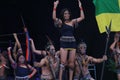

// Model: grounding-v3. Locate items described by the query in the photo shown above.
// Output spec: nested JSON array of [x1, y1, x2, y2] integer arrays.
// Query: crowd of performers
[[0, 32, 108, 80], [0, 0, 120, 80]]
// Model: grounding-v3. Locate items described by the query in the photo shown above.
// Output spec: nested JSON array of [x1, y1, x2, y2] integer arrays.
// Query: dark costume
[[60, 24, 76, 49]]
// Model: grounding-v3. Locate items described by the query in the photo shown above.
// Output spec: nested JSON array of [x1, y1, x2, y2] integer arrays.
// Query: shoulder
[[87, 55, 93, 60], [44, 56, 49, 62]]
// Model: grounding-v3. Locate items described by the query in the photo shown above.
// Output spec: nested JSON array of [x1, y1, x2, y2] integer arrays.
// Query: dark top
[[60, 24, 74, 36], [15, 66, 30, 77], [60, 24, 76, 49]]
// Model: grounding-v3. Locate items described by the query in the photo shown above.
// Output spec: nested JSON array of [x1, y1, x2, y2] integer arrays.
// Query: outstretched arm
[[110, 41, 117, 52], [110, 33, 119, 52], [52, 0, 62, 27], [7, 47, 16, 64], [29, 38, 42, 55], [72, 0, 85, 24], [52, 0, 59, 21], [13, 33, 22, 49], [89, 55, 107, 63], [34, 59, 46, 67], [13, 42, 17, 60]]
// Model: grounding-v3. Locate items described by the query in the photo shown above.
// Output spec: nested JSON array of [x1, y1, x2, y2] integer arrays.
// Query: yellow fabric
[[96, 13, 120, 33], [119, 0, 120, 8], [64, 48, 76, 50]]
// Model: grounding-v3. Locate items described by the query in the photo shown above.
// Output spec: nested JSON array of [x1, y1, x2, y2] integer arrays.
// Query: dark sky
[[0, 0, 117, 80]]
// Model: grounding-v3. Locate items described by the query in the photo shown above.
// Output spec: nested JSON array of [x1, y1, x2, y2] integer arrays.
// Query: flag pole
[[20, 15, 41, 79], [20, 15, 26, 28], [20, 15, 30, 62], [100, 20, 112, 80]]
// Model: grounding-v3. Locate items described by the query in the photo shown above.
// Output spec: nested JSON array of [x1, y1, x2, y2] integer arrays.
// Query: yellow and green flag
[[93, 0, 120, 33]]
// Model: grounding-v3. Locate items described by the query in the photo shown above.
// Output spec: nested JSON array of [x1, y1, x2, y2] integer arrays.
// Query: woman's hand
[[7, 47, 12, 51], [102, 55, 107, 61], [7, 47, 12, 55], [13, 33, 17, 37], [54, 0, 59, 8], [29, 38, 33, 42], [78, 0, 82, 7], [28, 74, 32, 79]]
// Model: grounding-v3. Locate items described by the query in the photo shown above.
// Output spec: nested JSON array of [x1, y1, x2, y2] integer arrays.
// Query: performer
[[52, 0, 85, 80], [0, 51, 9, 80], [7, 47, 37, 80], [110, 32, 120, 80], [33, 41, 60, 80], [74, 42, 107, 80]]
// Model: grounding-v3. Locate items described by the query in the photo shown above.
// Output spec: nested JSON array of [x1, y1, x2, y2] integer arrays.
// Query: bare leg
[[59, 48, 68, 80], [117, 74, 120, 80], [68, 49, 76, 80], [90, 77, 95, 80]]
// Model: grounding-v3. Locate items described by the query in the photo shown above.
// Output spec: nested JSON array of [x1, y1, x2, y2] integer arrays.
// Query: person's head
[[45, 43, 56, 56], [60, 8, 72, 22], [77, 42, 87, 54], [116, 42, 120, 48], [16, 53, 26, 64], [17, 48, 23, 54], [115, 32, 120, 40]]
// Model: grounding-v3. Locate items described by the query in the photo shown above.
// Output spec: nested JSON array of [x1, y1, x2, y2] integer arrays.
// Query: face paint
[[49, 45, 56, 56], [78, 43, 87, 54]]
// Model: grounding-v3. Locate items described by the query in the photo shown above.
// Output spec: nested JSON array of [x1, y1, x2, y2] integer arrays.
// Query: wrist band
[[80, 7, 83, 10], [29, 74, 32, 78], [2, 64, 4, 67], [8, 51, 11, 55], [53, 8, 56, 11]]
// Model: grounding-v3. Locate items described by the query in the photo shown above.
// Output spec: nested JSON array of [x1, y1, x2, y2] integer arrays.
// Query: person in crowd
[[52, 0, 85, 79], [74, 42, 107, 80], [0, 51, 9, 80], [7, 46, 36, 80], [110, 32, 120, 80]]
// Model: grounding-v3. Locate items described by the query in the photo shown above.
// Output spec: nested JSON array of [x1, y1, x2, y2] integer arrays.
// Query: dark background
[[0, 0, 117, 80]]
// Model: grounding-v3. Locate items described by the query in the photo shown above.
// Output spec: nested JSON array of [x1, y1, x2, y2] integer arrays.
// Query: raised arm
[[29, 38, 42, 55], [52, 0, 62, 27], [52, 0, 59, 21], [72, 0, 85, 23], [13, 33, 22, 49], [7, 47, 15, 64], [13, 42, 17, 60], [110, 41, 117, 52], [89, 55, 107, 63], [110, 33, 119, 51]]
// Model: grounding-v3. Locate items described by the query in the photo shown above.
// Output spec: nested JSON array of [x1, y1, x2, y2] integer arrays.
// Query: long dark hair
[[16, 53, 28, 66], [60, 8, 72, 23]]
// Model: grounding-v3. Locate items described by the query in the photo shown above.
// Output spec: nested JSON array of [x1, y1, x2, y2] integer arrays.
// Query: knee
[[60, 63, 65, 70], [69, 61, 75, 67], [69, 62, 75, 70], [61, 59, 67, 65]]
